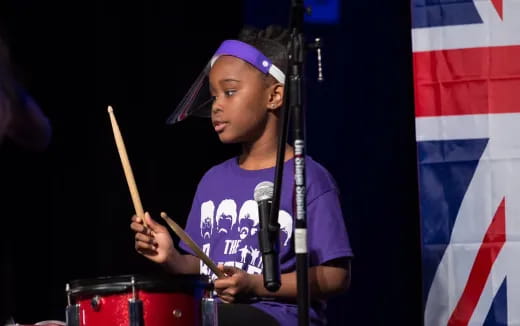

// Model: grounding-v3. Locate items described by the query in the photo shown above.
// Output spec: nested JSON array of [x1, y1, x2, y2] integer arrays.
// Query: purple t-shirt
[[180, 156, 353, 325]]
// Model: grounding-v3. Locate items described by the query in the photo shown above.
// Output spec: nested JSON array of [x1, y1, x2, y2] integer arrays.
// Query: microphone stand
[[270, 0, 311, 325], [287, 2, 309, 326]]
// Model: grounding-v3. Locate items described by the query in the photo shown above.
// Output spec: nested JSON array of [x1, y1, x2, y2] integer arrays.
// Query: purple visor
[[166, 40, 285, 125], [210, 40, 285, 83]]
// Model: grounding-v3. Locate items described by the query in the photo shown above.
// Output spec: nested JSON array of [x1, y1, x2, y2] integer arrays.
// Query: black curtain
[[0, 1, 422, 325]]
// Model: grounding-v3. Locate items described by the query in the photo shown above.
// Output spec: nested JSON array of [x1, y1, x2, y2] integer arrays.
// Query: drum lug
[[65, 304, 80, 326], [128, 276, 144, 326], [90, 295, 102, 311], [201, 297, 218, 326], [172, 309, 183, 318], [65, 283, 80, 326], [128, 299, 144, 326]]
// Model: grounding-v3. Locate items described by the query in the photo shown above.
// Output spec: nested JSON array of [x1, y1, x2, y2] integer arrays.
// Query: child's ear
[[267, 83, 284, 110]]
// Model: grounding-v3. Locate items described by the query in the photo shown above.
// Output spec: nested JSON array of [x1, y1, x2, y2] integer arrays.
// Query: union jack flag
[[412, 0, 520, 325]]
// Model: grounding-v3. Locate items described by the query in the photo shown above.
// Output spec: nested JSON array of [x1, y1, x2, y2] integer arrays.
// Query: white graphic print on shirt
[[198, 199, 293, 278]]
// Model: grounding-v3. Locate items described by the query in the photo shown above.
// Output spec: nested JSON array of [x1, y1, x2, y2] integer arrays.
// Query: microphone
[[254, 181, 281, 292]]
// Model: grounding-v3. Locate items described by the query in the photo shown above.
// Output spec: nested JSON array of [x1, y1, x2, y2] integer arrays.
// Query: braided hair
[[238, 25, 290, 76]]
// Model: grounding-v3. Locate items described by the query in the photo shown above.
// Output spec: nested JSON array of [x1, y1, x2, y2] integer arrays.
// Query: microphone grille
[[254, 181, 274, 202]]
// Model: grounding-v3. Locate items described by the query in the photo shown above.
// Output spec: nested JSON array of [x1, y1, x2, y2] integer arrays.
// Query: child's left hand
[[214, 264, 258, 303]]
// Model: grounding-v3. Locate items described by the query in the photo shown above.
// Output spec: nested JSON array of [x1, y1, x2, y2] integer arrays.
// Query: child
[[130, 25, 353, 326]]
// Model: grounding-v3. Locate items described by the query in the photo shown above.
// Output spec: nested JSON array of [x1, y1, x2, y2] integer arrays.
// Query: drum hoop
[[68, 274, 212, 297]]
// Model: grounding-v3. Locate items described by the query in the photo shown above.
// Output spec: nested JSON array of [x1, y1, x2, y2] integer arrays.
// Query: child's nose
[[211, 100, 222, 114], [211, 96, 225, 113]]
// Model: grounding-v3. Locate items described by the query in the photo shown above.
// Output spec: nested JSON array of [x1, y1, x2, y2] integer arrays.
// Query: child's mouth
[[214, 121, 227, 132]]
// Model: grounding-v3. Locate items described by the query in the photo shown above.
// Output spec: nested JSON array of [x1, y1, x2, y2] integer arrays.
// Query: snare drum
[[65, 274, 216, 326]]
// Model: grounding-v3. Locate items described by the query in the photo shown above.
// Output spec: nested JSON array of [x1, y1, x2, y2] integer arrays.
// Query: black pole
[[267, 8, 297, 294], [270, 1, 309, 325], [289, 1, 309, 326]]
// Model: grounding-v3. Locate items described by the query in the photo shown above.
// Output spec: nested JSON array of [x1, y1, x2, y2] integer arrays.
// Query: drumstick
[[107, 106, 146, 226], [160, 212, 225, 278]]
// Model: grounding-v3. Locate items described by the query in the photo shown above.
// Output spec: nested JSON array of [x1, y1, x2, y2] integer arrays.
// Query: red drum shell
[[68, 274, 212, 326]]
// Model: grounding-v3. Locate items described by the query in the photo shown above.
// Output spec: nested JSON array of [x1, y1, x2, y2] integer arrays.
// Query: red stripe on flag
[[414, 46, 520, 117], [491, 0, 503, 20], [447, 198, 506, 326]]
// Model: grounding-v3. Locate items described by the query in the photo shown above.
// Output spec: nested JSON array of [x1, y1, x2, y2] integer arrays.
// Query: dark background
[[0, 0, 421, 325]]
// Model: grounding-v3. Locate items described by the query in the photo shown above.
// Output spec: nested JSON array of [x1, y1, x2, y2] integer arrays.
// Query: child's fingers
[[144, 212, 163, 233], [221, 265, 239, 275], [131, 215, 142, 224], [214, 277, 237, 290], [219, 294, 234, 304], [130, 221, 149, 234], [131, 213, 161, 234], [135, 238, 157, 251], [216, 288, 236, 303], [135, 233, 156, 245]]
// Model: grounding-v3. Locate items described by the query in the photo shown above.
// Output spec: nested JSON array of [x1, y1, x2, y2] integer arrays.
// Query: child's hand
[[130, 212, 174, 264], [214, 264, 258, 303]]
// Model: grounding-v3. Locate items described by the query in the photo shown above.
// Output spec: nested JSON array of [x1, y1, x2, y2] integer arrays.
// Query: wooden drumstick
[[107, 106, 146, 225], [160, 212, 225, 278]]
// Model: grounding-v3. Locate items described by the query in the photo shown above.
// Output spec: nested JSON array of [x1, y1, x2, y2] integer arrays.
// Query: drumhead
[[68, 274, 212, 297]]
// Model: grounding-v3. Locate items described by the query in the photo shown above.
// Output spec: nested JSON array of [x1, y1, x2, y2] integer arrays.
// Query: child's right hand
[[130, 212, 174, 264]]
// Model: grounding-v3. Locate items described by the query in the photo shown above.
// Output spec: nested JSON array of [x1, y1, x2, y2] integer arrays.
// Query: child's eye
[[224, 90, 236, 97], [211, 95, 217, 102]]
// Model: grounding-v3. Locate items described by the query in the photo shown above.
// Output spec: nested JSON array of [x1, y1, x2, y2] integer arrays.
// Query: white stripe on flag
[[412, 0, 520, 52]]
